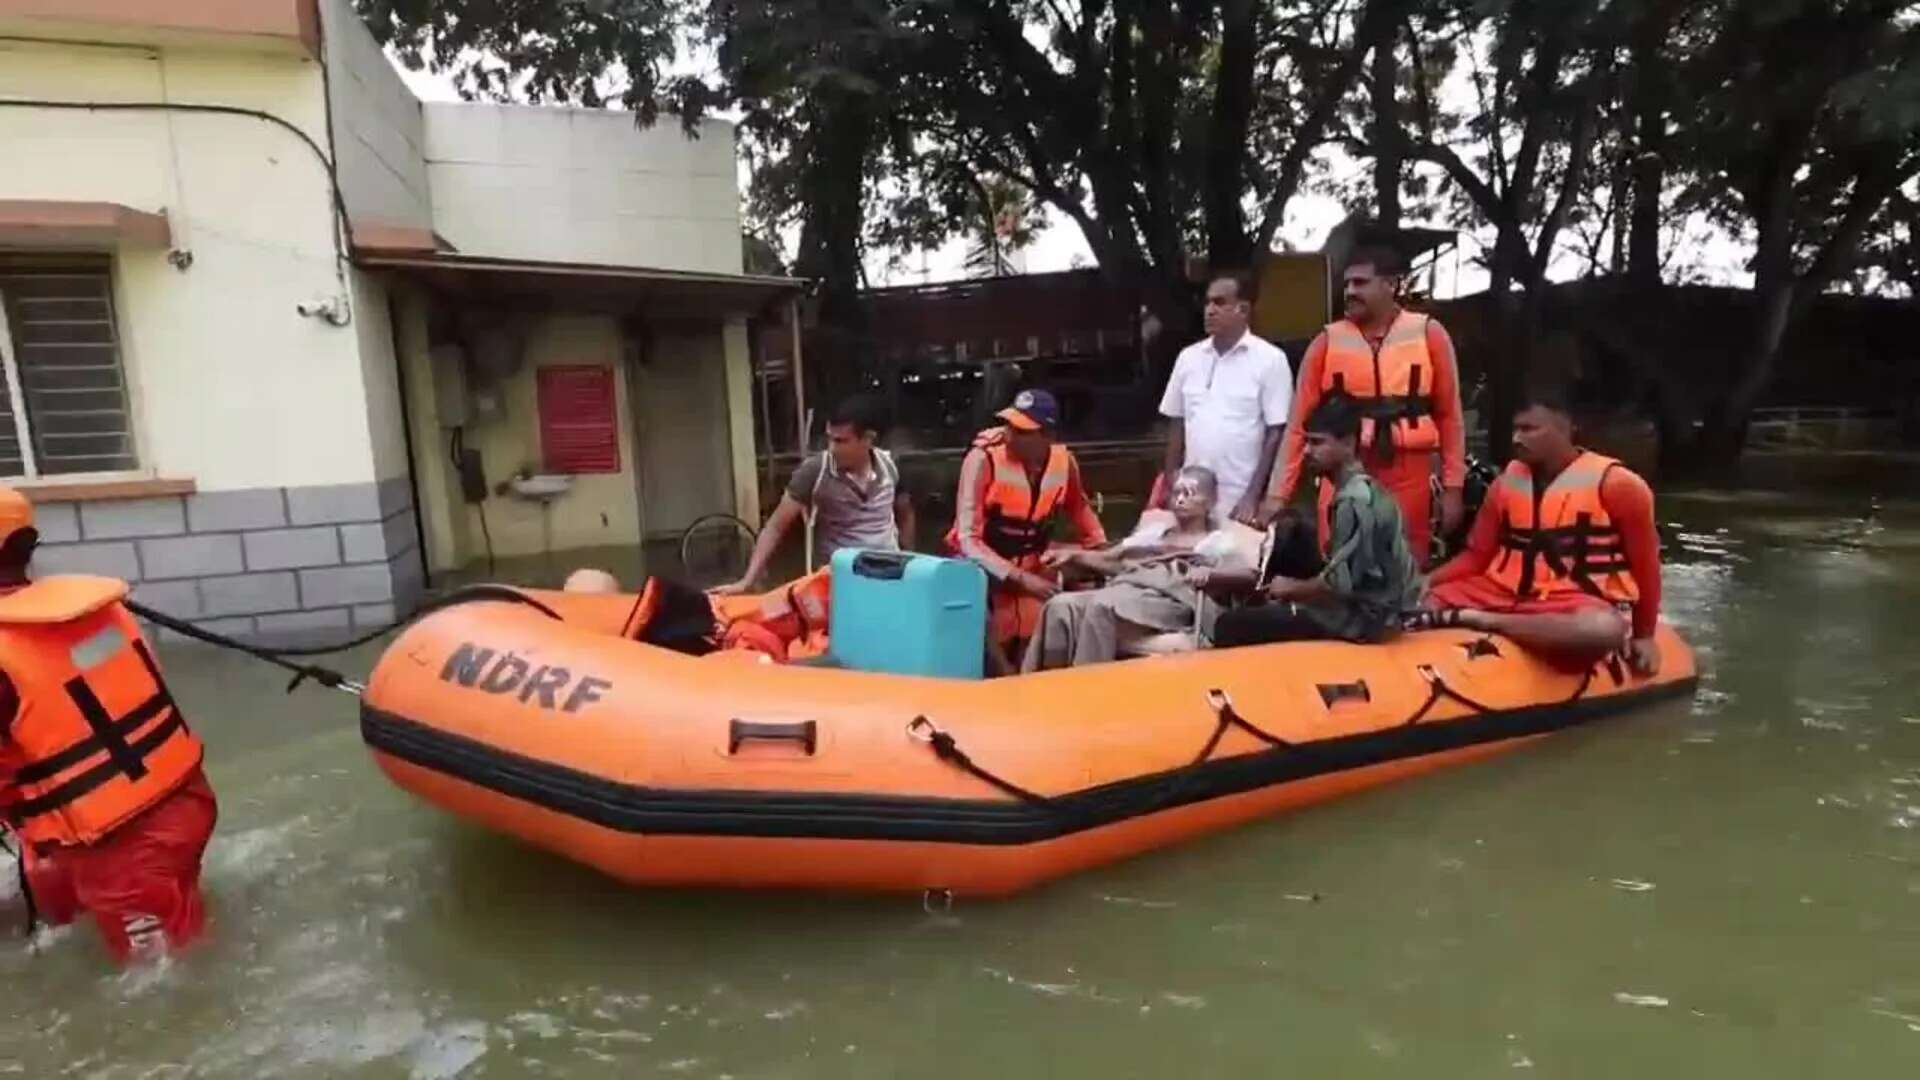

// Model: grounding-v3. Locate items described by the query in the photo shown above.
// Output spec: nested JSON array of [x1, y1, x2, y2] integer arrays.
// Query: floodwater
[[5, 457, 1920, 1078]]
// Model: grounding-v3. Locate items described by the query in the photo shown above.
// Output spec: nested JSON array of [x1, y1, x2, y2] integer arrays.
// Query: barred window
[[0, 258, 138, 478]]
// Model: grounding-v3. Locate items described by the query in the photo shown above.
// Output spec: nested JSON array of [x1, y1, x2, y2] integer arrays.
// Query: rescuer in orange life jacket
[[946, 389, 1108, 675], [1273, 245, 1469, 566], [1406, 389, 1664, 676], [0, 486, 218, 964]]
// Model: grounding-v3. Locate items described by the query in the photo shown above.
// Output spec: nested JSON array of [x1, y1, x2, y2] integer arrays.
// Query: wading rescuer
[[1409, 390, 1664, 676], [1274, 246, 1467, 565], [0, 486, 218, 964], [946, 389, 1107, 675]]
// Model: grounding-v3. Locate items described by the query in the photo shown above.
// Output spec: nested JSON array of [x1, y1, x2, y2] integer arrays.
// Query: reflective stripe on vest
[[978, 438, 1070, 559], [0, 601, 202, 847], [1487, 452, 1640, 603], [942, 428, 1075, 562], [1321, 311, 1440, 456]]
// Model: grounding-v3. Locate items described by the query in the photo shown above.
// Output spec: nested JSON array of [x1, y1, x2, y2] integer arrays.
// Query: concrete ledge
[[12, 477, 195, 504], [0, 199, 172, 249]]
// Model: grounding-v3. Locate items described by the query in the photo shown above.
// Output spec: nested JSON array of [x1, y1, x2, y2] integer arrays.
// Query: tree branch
[[1252, 0, 1403, 257], [1531, 72, 1606, 282], [1406, 139, 1503, 221]]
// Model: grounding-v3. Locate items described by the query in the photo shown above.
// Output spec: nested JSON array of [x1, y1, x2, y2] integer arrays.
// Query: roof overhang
[[356, 251, 809, 320], [0, 199, 171, 250], [350, 221, 457, 260], [0, 0, 320, 59]]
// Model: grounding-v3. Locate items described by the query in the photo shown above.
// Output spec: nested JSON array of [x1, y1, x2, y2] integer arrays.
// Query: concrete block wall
[[31, 478, 424, 645]]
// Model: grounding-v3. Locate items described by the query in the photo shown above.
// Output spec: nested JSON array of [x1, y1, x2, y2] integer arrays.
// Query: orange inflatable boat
[[360, 583, 1696, 898]]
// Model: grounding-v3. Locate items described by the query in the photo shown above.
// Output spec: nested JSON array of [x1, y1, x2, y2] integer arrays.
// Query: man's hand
[[1041, 549, 1081, 570], [1014, 570, 1061, 601], [708, 578, 754, 598], [1624, 635, 1661, 677], [1440, 487, 1466, 537], [1230, 492, 1267, 527], [1184, 566, 1214, 589], [1265, 575, 1304, 601]]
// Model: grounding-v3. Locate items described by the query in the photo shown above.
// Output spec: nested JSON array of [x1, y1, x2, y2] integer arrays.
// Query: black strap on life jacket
[[1498, 513, 1632, 598], [982, 460, 1055, 559], [1326, 370, 1437, 459], [6, 642, 186, 824]]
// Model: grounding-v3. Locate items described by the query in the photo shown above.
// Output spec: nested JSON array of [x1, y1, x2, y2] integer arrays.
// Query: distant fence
[[1745, 406, 1898, 450]]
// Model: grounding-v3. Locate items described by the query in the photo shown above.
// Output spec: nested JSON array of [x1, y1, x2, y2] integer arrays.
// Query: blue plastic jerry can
[[827, 549, 988, 679]]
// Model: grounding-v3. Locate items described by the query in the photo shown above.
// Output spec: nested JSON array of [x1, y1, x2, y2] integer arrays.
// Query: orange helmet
[[0, 486, 33, 547]]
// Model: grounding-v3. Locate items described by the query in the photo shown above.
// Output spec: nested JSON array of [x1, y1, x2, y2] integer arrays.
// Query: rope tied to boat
[[907, 690, 1302, 810], [906, 716, 1052, 804], [125, 599, 366, 697], [124, 585, 566, 699], [1400, 665, 1498, 727]]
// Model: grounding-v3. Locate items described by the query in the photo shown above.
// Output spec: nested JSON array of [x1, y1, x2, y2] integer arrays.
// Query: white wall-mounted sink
[[508, 473, 574, 501]]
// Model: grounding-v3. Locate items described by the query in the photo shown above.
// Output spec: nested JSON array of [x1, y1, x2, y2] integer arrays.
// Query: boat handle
[[1316, 680, 1371, 708], [852, 550, 913, 580], [729, 719, 818, 756]]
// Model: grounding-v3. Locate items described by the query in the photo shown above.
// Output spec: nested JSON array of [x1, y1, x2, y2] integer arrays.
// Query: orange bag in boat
[[714, 569, 831, 663]]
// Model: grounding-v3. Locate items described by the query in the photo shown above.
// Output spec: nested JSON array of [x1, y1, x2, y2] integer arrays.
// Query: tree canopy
[[356, 0, 1920, 463]]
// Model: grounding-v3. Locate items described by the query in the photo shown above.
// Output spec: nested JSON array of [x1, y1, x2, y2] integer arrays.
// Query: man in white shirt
[[1156, 273, 1293, 526]]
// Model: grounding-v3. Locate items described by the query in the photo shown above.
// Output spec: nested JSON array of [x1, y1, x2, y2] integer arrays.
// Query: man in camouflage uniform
[[1200, 395, 1423, 645]]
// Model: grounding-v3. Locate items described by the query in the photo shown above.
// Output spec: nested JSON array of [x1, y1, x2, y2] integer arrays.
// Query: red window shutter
[[536, 365, 621, 474]]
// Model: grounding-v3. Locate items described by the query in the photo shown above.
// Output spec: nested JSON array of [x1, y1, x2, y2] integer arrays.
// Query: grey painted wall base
[[32, 478, 425, 646]]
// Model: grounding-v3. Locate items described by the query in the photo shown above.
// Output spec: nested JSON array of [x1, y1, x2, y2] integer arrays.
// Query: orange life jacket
[[942, 427, 1072, 562], [1487, 452, 1640, 603], [1320, 310, 1441, 457], [0, 576, 203, 848], [712, 569, 832, 663]]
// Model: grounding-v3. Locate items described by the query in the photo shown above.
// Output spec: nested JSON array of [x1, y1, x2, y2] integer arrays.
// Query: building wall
[[423, 104, 744, 274], [631, 323, 736, 537], [465, 315, 645, 558], [0, 35, 422, 636], [0, 38, 380, 491], [33, 480, 422, 643], [0, 0, 320, 57], [317, 0, 432, 231]]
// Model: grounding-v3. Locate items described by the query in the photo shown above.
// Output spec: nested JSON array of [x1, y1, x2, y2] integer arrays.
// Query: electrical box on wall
[[429, 344, 470, 428]]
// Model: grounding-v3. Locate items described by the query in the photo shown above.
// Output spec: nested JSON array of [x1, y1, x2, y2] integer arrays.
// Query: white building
[[0, 0, 795, 639]]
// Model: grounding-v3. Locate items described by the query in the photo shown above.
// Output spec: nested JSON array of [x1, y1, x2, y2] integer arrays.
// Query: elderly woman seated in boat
[[1021, 466, 1263, 671]]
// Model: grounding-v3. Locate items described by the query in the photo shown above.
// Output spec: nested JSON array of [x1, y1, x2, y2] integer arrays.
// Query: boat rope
[[124, 585, 565, 698], [125, 600, 368, 696], [260, 586, 563, 656], [906, 717, 1053, 804], [907, 689, 1303, 811], [1195, 690, 1294, 758], [1401, 665, 1498, 727]]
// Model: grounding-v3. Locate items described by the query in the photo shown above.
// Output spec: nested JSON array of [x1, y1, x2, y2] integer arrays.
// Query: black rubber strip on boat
[[360, 677, 1697, 847]]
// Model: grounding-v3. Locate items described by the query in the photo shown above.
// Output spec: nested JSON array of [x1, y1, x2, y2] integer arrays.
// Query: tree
[[714, 2, 922, 350], [895, 0, 1409, 363], [353, 0, 711, 121], [1372, 0, 1618, 458], [1675, 0, 1920, 464], [1858, 184, 1920, 295]]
